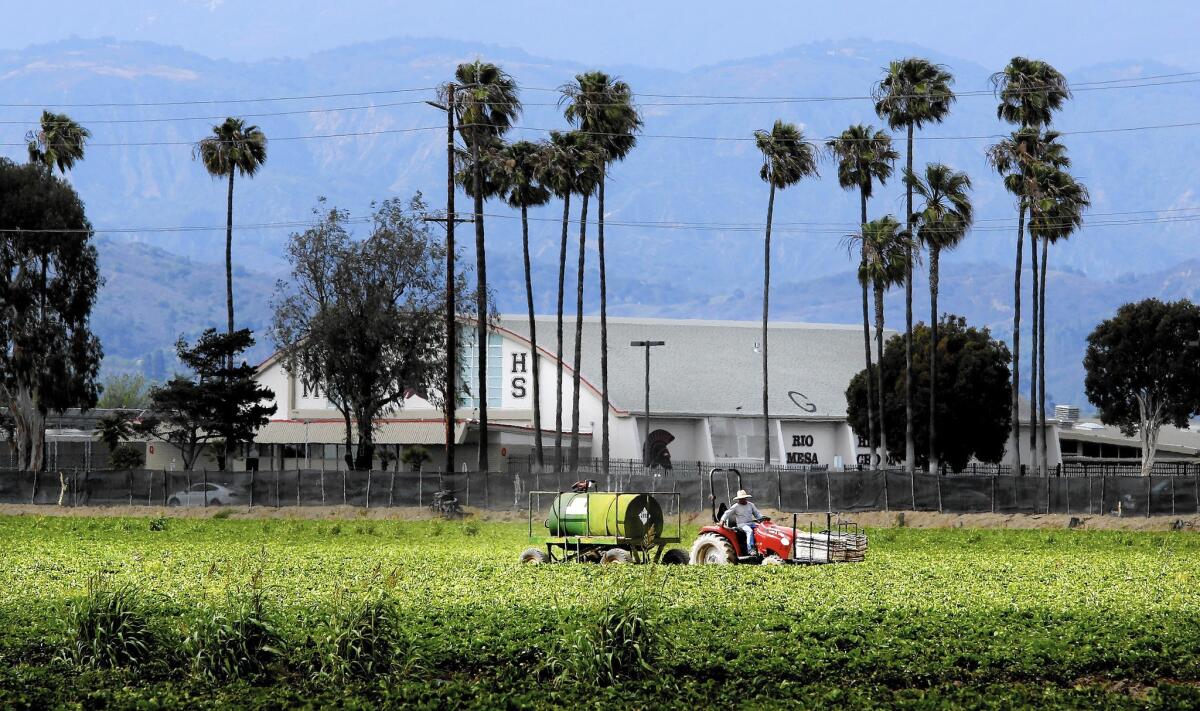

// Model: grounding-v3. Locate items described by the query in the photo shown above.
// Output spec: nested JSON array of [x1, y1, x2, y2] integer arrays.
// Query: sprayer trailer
[[519, 488, 689, 564]]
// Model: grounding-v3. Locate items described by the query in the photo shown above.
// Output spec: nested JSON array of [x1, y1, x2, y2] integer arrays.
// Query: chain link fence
[[1, 467, 1198, 517]]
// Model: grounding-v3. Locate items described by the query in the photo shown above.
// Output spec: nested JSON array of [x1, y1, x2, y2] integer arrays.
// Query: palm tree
[[827, 125, 898, 467], [449, 60, 520, 472], [849, 215, 911, 465], [873, 58, 956, 475], [906, 164, 974, 473], [560, 72, 642, 477], [754, 120, 819, 467], [537, 131, 586, 472], [567, 138, 604, 471], [1030, 166, 1089, 476], [989, 57, 1069, 475], [495, 141, 552, 470], [27, 110, 90, 173], [194, 118, 267, 340]]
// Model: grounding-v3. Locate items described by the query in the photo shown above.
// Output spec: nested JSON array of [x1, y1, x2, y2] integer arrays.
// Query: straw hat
[[734, 490, 752, 500]]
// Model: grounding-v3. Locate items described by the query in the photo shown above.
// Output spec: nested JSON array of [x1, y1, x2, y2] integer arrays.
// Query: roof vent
[[1056, 403, 1084, 425]]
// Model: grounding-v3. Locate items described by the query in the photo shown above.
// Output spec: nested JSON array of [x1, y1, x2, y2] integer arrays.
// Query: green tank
[[546, 492, 664, 540]]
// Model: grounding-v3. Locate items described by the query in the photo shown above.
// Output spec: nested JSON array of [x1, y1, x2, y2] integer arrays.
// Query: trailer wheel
[[690, 533, 735, 565], [519, 548, 548, 564], [661, 549, 690, 565], [601, 548, 631, 564]]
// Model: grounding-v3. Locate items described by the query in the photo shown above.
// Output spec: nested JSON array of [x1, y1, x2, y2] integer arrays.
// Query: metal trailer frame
[[526, 489, 683, 564]]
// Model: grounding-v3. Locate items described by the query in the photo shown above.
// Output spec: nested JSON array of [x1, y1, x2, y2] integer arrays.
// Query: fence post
[[146, 470, 152, 506], [1100, 476, 1107, 516], [936, 473, 943, 514], [1045, 473, 1050, 515], [825, 471, 832, 512], [365, 471, 371, 510], [882, 470, 889, 512], [296, 470, 301, 508], [466, 472, 471, 508], [418, 469, 423, 508], [30, 470, 38, 504], [1171, 474, 1175, 517], [342, 470, 347, 506], [1146, 475, 1151, 518], [803, 472, 810, 512], [128, 469, 133, 506], [389, 470, 396, 509], [990, 475, 996, 514], [320, 471, 325, 506], [186, 470, 192, 508], [909, 470, 916, 511], [203, 469, 208, 509], [162, 471, 168, 507], [250, 469, 256, 508]]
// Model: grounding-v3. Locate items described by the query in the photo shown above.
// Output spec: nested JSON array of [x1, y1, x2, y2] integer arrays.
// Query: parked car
[[167, 483, 238, 507]]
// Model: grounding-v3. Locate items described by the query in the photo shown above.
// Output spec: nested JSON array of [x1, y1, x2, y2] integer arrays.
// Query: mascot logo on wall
[[643, 429, 675, 470]]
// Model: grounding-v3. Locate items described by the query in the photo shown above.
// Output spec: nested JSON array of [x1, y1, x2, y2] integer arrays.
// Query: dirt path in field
[[0, 503, 1196, 530]]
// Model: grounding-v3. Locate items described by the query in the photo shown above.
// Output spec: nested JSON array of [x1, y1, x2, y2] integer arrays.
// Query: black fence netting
[[0, 468, 1198, 517]]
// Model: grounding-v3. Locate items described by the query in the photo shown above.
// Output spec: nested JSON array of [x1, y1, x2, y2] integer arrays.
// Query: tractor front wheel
[[519, 548, 548, 564], [762, 554, 785, 565], [661, 549, 690, 565], [601, 548, 631, 564], [690, 533, 736, 565]]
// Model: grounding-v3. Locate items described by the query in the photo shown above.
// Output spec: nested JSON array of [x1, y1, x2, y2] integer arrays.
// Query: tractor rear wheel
[[690, 533, 736, 565], [601, 548, 631, 564], [519, 548, 548, 564], [661, 549, 690, 565]]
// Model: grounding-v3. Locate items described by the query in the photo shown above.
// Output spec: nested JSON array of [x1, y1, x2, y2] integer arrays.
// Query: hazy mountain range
[[5, 36, 1198, 411]]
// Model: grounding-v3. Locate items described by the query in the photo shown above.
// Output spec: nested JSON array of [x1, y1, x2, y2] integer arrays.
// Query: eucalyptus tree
[[827, 124, 898, 467], [754, 120, 820, 466], [988, 56, 1070, 474], [0, 160, 102, 472], [906, 163, 974, 473], [873, 57, 955, 475], [560, 71, 642, 477], [495, 141, 552, 469], [194, 118, 267, 339], [449, 60, 520, 472], [1030, 166, 1089, 475], [27, 111, 90, 173], [847, 215, 912, 464]]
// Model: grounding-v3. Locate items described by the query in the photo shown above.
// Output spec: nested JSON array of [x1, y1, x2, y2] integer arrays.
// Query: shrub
[[108, 443, 145, 470], [148, 516, 168, 532], [183, 585, 282, 682], [64, 580, 155, 668]]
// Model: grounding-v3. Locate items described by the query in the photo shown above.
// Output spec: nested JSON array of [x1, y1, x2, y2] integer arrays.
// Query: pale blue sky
[[5, 0, 1198, 71]]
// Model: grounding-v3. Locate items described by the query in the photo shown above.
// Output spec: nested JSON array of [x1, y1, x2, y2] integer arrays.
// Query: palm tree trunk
[[928, 246, 940, 474], [859, 190, 876, 468], [223, 168, 236, 465], [555, 194, 570, 473], [472, 143, 489, 473], [762, 183, 775, 467], [569, 191, 589, 471], [1030, 233, 1039, 476], [225, 169, 235, 338], [874, 282, 889, 465], [1039, 236, 1050, 477], [903, 122, 915, 474], [521, 204, 544, 470], [598, 170, 610, 478], [1011, 202, 1025, 475]]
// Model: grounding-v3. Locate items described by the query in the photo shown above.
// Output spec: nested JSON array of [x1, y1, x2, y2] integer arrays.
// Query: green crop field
[[0, 514, 1198, 709]]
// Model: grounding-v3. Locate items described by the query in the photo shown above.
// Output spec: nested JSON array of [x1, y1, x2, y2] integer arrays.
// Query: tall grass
[[182, 580, 282, 682], [307, 594, 418, 681], [64, 578, 155, 668], [542, 590, 662, 685]]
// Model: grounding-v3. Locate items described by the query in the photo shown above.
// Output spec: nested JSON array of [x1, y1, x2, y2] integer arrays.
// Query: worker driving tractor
[[720, 489, 763, 553]]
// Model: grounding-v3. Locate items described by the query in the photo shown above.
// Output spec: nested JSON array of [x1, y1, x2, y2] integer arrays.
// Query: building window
[[459, 326, 502, 408]]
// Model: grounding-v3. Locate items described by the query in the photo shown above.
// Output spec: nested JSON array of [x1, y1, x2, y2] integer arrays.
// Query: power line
[[5, 117, 1200, 149], [7, 204, 1197, 236], [2, 68, 1198, 113]]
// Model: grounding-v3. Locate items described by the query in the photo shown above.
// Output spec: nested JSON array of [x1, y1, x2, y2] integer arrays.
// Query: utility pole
[[424, 84, 471, 475], [630, 340, 665, 467]]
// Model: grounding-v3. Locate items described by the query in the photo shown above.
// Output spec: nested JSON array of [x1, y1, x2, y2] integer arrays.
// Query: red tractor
[[689, 468, 867, 565]]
